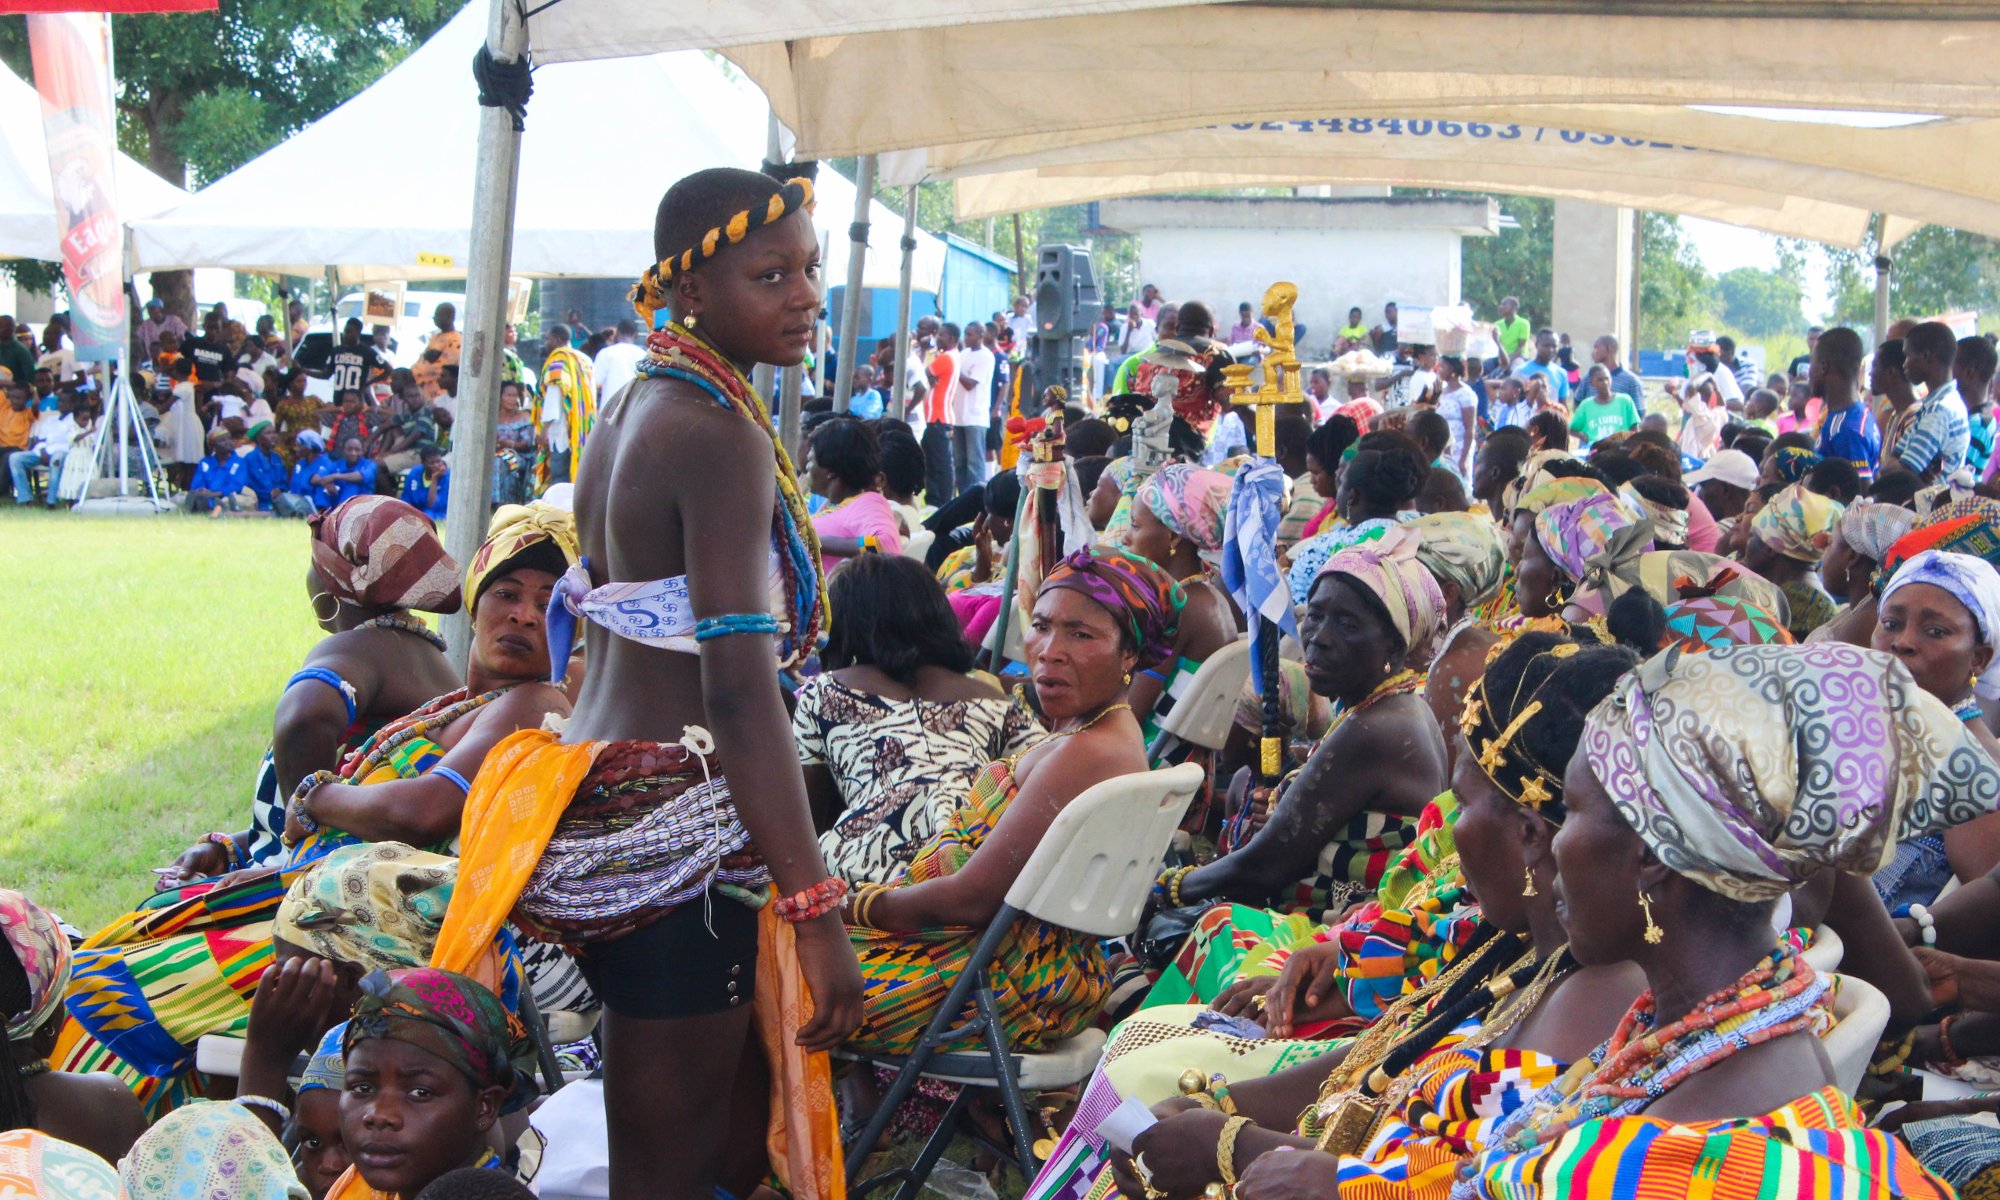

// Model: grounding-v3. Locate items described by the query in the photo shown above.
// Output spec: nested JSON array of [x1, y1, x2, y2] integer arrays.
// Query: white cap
[[1686, 448, 1759, 491]]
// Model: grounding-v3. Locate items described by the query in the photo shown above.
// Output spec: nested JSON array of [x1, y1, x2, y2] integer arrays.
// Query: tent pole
[[753, 114, 780, 405], [833, 154, 875, 413], [441, 0, 526, 667], [1872, 213, 1892, 348], [891, 184, 917, 420]]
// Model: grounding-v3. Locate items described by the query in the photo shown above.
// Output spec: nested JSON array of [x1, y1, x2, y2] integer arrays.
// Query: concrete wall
[[1551, 199, 1634, 352]]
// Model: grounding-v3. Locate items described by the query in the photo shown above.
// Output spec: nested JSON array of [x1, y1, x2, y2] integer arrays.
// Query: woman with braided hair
[[430, 167, 860, 1200]]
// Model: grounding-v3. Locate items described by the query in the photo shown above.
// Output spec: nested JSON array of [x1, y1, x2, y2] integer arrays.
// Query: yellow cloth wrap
[[463, 502, 580, 615]]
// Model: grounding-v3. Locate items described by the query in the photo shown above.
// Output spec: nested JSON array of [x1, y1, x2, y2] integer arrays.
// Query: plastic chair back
[[1156, 639, 1253, 753], [901, 528, 936, 562], [1006, 763, 1204, 938], [1801, 926, 1843, 976], [1822, 973, 1890, 1094]]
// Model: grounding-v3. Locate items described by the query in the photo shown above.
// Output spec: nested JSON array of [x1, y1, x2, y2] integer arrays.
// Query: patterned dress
[[848, 761, 1110, 1055], [793, 678, 1041, 886]]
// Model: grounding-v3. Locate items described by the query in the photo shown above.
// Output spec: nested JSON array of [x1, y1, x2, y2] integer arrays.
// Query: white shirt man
[[592, 323, 647, 403]]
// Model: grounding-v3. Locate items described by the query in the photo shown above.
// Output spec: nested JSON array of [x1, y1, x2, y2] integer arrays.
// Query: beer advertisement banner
[[28, 12, 126, 362]]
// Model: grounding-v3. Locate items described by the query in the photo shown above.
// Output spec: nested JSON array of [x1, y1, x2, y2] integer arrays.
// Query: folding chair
[[1148, 638, 1252, 765], [843, 762, 1205, 1200]]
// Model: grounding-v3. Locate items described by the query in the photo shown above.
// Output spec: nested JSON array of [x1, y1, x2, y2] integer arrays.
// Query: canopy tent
[[0, 54, 185, 260], [127, 3, 945, 293]]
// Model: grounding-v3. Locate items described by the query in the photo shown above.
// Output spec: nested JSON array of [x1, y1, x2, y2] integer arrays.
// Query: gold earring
[[685, 312, 698, 330], [1122, 672, 1132, 685], [1638, 886, 1664, 944], [1971, 674, 1980, 689], [1521, 866, 1538, 897]]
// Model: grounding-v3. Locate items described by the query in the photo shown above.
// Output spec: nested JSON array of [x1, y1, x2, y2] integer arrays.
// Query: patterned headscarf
[[1837, 502, 1916, 566], [0, 890, 69, 1043], [1750, 481, 1845, 562], [1534, 492, 1654, 589], [119, 1102, 307, 1199], [1132, 339, 1224, 432], [465, 502, 580, 614], [1511, 475, 1607, 519], [1315, 525, 1448, 657], [1618, 481, 1690, 549], [1137, 464, 1232, 566], [1502, 452, 1601, 514], [309, 496, 462, 613], [1772, 445, 1824, 483], [1569, 549, 1791, 630], [297, 1022, 347, 1093], [1583, 642, 2000, 902], [277, 843, 457, 975], [1660, 595, 1793, 654], [1882, 497, 2000, 580], [1408, 511, 1507, 608], [345, 968, 536, 1115], [0, 1130, 116, 1199], [1882, 549, 2000, 699]]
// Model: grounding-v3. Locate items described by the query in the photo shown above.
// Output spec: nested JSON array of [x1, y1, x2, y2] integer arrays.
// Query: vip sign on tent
[[26, 11, 124, 360]]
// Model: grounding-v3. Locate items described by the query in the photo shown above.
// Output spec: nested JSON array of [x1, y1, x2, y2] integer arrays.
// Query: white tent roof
[[128, 4, 945, 291], [0, 55, 187, 260]]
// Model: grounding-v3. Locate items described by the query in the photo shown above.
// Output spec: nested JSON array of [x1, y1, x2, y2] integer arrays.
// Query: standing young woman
[[432, 168, 861, 1200]]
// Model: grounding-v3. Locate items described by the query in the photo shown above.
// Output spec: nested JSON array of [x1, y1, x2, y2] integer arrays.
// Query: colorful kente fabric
[[1660, 595, 1793, 654], [1780, 576, 1844, 641], [848, 760, 1109, 1055]]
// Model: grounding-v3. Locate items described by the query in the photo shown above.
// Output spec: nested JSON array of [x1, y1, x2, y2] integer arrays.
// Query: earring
[[1638, 886, 1664, 945], [1521, 866, 1538, 898], [1972, 674, 1980, 689], [310, 590, 338, 622], [1122, 672, 1133, 685], [1545, 588, 1565, 610], [685, 312, 698, 330]]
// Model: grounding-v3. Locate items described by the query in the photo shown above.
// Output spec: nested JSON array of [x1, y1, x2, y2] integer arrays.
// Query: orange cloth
[[756, 902, 845, 1200]]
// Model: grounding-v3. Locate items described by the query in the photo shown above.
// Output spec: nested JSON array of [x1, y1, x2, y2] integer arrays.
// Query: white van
[[326, 288, 468, 369]]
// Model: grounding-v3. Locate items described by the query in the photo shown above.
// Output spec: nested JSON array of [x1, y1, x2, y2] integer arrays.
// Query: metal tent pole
[[891, 185, 918, 420], [832, 154, 875, 413], [1872, 214, 1893, 349]]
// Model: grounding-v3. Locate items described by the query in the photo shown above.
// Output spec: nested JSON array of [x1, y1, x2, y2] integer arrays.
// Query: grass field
[[0, 509, 322, 928]]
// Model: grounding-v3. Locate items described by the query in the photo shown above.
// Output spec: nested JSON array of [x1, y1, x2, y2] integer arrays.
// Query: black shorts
[[572, 891, 758, 1019]]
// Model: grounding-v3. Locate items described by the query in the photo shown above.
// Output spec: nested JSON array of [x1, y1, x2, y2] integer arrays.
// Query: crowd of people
[[13, 161, 2000, 1200]]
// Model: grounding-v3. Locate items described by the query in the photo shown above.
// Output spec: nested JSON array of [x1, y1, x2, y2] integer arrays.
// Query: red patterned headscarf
[[310, 496, 462, 613], [1038, 545, 1186, 669]]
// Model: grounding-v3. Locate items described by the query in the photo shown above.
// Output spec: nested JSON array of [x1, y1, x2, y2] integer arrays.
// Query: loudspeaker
[[1030, 244, 1098, 394]]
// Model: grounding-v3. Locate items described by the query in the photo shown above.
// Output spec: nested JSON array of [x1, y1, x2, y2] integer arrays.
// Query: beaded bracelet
[[236, 1094, 292, 1123], [1155, 865, 1195, 908], [204, 832, 247, 871], [1939, 1013, 1968, 1070], [775, 877, 848, 923], [285, 770, 337, 843], [1911, 903, 1938, 947], [695, 613, 783, 642], [431, 766, 472, 796]]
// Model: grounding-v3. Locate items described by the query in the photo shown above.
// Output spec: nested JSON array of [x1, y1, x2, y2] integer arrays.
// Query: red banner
[[27, 12, 127, 361], [0, 1, 215, 11]]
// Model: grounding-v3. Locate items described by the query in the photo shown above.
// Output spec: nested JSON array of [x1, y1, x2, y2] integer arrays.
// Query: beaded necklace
[[1954, 695, 1984, 722], [338, 687, 510, 780], [356, 612, 446, 653], [634, 321, 826, 665]]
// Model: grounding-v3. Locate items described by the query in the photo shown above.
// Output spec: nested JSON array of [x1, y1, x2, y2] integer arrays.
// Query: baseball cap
[[1685, 448, 1758, 491]]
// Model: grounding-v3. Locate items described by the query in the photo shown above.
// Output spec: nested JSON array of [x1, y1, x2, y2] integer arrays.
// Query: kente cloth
[[1408, 512, 1506, 608], [343, 968, 537, 1113], [1903, 1118, 2000, 1195], [463, 502, 580, 614], [276, 843, 458, 976], [1315, 526, 1449, 658], [1772, 444, 1824, 483], [298, 1021, 345, 1092], [120, 1101, 306, 1199], [1582, 641, 2000, 903], [308, 495, 462, 613], [278, 731, 453, 868], [1618, 481, 1690, 548], [1840, 502, 1918, 566], [1138, 463, 1232, 565], [848, 761, 1110, 1057], [430, 730, 842, 1200], [0, 888, 70, 1042], [1881, 548, 2000, 698], [1751, 481, 1846, 561], [0, 1130, 116, 1199], [1883, 496, 2000, 580], [1038, 545, 1186, 671], [1660, 595, 1793, 654], [533, 346, 596, 493], [1567, 549, 1791, 629], [1532, 492, 1653, 589], [1450, 1086, 1953, 1200]]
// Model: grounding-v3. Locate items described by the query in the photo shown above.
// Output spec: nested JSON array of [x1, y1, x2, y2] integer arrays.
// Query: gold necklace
[[1008, 702, 1132, 770]]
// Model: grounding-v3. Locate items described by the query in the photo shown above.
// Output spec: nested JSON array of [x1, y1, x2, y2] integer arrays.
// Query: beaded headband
[[1459, 642, 1578, 817], [630, 177, 816, 327]]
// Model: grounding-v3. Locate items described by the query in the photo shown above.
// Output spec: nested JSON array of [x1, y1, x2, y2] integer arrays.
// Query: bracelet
[[1911, 903, 1938, 947], [775, 878, 849, 924], [204, 832, 247, 870], [861, 534, 882, 553], [695, 613, 783, 642], [1157, 865, 1195, 909], [1939, 1014, 1969, 1070], [1216, 1115, 1252, 1188], [848, 882, 886, 929], [431, 766, 472, 796], [235, 1094, 292, 1123], [284, 770, 337, 844]]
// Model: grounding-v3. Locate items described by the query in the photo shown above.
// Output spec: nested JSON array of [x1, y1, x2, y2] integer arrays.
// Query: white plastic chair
[[1802, 925, 1844, 976], [1822, 973, 1891, 1094], [901, 527, 936, 562], [843, 762, 1206, 1200], [1151, 639, 1252, 760]]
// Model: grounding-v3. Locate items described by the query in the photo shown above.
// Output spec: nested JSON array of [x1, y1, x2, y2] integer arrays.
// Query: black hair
[[1716, 335, 1737, 354], [823, 554, 976, 684], [1625, 474, 1688, 511], [1960, 334, 1999, 384], [414, 1168, 539, 1200], [1907, 320, 1959, 368], [876, 427, 924, 500], [1525, 410, 1570, 451], [1478, 631, 1643, 823], [1624, 439, 1681, 480], [1065, 418, 1118, 459], [1732, 433, 1771, 465], [1406, 408, 1450, 459], [1074, 455, 1112, 499], [1816, 327, 1865, 378], [1603, 591, 1669, 655], [1868, 466, 1924, 507], [1754, 480, 1787, 503], [985, 469, 1024, 519], [0, 935, 37, 1132], [1767, 430, 1816, 459], [1590, 449, 1645, 488], [1478, 426, 1532, 470], [1807, 457, 1863, 504], [1537, 456, 1601, 486], [808, 416, 881, 492], [1273, 410, 1313, 464], [1168, 416, 1206, 462], [1343, 432, 1428, 515], [1305, 413, 1360, 469], [1417, 467, 1468, 513], [1176, 302, 1215, 338], [1876, 338, 1907, 374], [654, 167, 785, 264]]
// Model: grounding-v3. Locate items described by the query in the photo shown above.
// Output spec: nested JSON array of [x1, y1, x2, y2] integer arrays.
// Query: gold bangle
[[853, 883, 885, 929], [1217, 1115, 1252, 1187]]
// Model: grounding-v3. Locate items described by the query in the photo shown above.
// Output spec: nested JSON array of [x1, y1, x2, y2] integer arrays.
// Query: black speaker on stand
[[1029, 244, 1098, 400]]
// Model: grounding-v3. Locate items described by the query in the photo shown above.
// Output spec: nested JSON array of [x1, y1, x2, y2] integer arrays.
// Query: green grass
[[0, 509, 322, 928]]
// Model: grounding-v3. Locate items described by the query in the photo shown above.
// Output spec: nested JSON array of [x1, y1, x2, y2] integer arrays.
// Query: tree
[[1638, 212, 1711, 350], [1715, 266, 1805, 338], [1826, 225, 2000, 328], [1450, 194, 1553, 324]]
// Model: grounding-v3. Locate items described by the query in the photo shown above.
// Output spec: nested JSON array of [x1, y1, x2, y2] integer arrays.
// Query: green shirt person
[[1493, 296, 1531, 362], [1569, 365, 1641, 446]]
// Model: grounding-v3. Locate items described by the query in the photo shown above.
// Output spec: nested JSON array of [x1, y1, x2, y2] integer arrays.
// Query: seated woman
[[1403, 511, 1509, 738], [1812, 502, 1916, 646], [1433, 642, 1982, 1200], [1125, 463, 1243, 754], [119, 1101, 306, 1199], [158, 495, 463, 885], [1511, 491, 1654, 625], [795, 555, 1042, 886], [941, 472, 1024, 646], [1284, 433, 1428, 604], [0, 890, 144, 1164], [1739, 480, 1845, 641], [841, 545, 1178, 1056], [807, 416, 902, 565]]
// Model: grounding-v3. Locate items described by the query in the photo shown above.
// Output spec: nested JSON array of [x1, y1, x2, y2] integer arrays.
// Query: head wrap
[[0, 1131, 116, 1199], [1750, 481, 1845, 562], [1618, 481, 1690, 548], [1136, 464, 1231, 566], [630, 175, 815, 327], [309, 496, 462, 614], [1772, 445, 1824, 483], [245, 419, 273, 441], [277, 843, 457, 974], [119, 1101, 306, 1199], [1534, 492, 1654, 589], [297, 1021, 347, 1094], [295, 428, 326, 454], [1660, 595, 1793, 654], [1881, 549, 2000, 699], [1882, 497, 2000, 582], [1037, 545, 1185, 670], [1459, 636, 1598, 822], [1314, 526, 1448, 657], [1512, 475, 1607, 519], [1837, 502, 1916, 566], [1503, 452, 1601, 514], [1407, 511, 1506, 608], [1102, 457, 1135, 494], [1569, 549, 1791, 631], [0, 891, 68, 1043], [345, 968, 537, 1115], [464, 502, 580, 614], [1583, 642, 2000, 903]]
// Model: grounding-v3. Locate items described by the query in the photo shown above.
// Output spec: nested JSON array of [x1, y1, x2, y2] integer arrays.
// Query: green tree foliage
[[1715, 265, 1805, 338], [1638, 212, 1711, 350], [1825, 225, 2000, 327], [1458, 195, 1552, 324]]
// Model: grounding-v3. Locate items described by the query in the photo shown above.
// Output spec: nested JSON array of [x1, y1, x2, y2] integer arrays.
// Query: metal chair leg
[[973, 979, 1040, 1180]]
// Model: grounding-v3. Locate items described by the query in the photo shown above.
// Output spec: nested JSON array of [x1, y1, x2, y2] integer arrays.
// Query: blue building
[[938, 233, 1017, 330]]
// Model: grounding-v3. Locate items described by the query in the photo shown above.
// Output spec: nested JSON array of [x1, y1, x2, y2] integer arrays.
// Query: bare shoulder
[[480, 682, 571, 731], [1015, 723, 1145, 800]]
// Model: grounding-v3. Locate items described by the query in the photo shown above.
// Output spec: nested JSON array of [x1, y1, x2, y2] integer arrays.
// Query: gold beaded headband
[[629, 176, 817, 327], [1458, 642, 1578, 814]]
